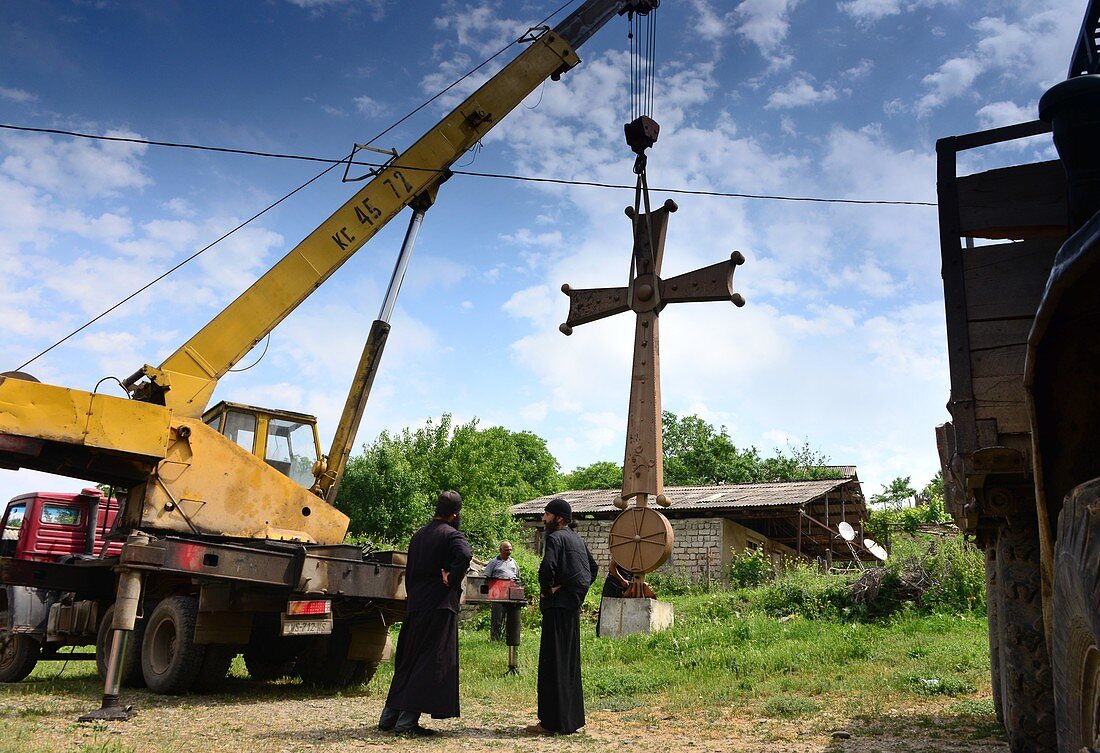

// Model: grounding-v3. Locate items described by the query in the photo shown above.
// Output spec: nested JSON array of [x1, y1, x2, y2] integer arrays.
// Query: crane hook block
[[618, 0, 661, 16], [624, 115, 660, 154]]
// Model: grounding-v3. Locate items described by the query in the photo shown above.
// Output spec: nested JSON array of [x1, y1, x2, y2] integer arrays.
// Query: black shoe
[[377, 723, 395, 732], [396, 724, 436, 737]]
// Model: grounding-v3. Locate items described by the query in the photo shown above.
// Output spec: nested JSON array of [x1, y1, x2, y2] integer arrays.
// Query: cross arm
[[660, 251, 747, 306], [559, 284, 631, 335]]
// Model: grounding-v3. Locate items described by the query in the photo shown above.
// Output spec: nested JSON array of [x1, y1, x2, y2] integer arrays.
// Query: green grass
[[0, 571, 1000, 748]]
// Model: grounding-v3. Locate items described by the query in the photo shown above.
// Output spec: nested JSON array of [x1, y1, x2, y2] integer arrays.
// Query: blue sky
[[0, 0, 1082, 506]]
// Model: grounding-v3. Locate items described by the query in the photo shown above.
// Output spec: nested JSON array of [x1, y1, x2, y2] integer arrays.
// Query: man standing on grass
[[483, 540, 519, 641], [527, 498, 598, 735], [378, 490, 472, 736]]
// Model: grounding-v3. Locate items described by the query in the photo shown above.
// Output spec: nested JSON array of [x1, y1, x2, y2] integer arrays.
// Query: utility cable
[[0, 123, 936, 206]]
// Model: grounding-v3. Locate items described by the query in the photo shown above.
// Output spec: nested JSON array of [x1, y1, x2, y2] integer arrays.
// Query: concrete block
[[598, 598, 674, 638]]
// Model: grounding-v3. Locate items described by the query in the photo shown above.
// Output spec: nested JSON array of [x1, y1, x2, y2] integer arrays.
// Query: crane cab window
[[264, 418, 317, 488], [40, 505, 82, 526], [222, 411, 257, 454], [1, 503, 26, 556], [2, 503, 26, 541]]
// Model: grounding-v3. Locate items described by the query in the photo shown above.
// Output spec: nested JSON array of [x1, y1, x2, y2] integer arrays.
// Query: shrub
[[727, 547, 773, 588], [750, 564, 856, 620]]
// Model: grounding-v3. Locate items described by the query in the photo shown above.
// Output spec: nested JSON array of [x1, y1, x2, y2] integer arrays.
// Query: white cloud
[[433, 1, 518, 55], [0, 130, 150, 199], [688, 0, 735, 44], [353, 95, 386, 117], [0, 86, 36, 103], [164, 197, 195, 217], [917, 56, 982, 115], [976, 100, 1034, 129], [766, 76, 838, 108], [843, 59, 874, 81], [735, 0, 800, 64], [838, 0, 902, 22], [499, 228, 563, 248]]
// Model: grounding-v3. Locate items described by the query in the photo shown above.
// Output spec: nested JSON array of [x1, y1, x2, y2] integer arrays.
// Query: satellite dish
[[837, 521, 856, 541], [863, 537, 888, 561]]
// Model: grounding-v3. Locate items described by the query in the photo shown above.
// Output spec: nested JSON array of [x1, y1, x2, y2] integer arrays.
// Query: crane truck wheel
[[994, 519, 1057, 752], [0, 630, 38, 683], [95, 604, 146, 688], [1052, 478, 1100, 753], [141, 596, 206, 694]]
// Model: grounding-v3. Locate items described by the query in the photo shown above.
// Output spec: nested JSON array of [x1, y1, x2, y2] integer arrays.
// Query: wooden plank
[[937, 136, 978, 448], [971, 343, 1027, 378], [968, 318, 1034, 351], [973, 375, 1025, 404], [975, 399, 1030, 434], [964, 238, 1060, 321], [956, 160, 1067, 240]]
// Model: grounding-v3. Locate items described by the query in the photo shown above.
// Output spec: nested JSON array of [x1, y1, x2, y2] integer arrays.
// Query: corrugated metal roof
[[511, 478, 863, 517]]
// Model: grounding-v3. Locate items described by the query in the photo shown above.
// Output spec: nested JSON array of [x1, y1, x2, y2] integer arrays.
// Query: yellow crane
[[0, 0, 659, 546]]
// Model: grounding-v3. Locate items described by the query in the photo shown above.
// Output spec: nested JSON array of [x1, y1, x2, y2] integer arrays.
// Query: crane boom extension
[[129, 0, 637, 418]]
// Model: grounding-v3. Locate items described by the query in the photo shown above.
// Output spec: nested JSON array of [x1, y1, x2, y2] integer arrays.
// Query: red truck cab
[[1, 488, 122, 562]]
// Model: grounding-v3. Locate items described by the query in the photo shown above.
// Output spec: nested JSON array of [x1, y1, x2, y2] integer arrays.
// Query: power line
[[0, 123, 937, 207]]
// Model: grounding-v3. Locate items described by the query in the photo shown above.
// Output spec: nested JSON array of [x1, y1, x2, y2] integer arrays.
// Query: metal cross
[[559, 199, 746, 510]]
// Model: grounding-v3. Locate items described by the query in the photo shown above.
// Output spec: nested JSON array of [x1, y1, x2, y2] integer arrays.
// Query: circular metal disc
[[838, 521, 855, 541], [608, 507, 674, 574]]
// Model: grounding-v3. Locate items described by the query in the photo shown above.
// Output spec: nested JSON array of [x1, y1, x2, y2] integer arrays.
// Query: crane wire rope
[[10, 1, 581, 372], [0, 123, 937, 206]]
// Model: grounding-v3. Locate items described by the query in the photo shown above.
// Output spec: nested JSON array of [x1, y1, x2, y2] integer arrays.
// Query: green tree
[[563, 460, 623, 490], [562, 413, 842, 490], [872, 476, 918, 509], [336, 415, 560, 552]]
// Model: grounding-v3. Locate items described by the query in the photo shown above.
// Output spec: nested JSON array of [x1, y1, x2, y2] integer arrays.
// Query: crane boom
[[130, 0, 638, 418]]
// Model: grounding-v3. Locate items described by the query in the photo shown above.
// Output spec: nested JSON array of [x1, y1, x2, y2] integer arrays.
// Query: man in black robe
[[378, 490, 472, 736], [527, 497, 598, 735]]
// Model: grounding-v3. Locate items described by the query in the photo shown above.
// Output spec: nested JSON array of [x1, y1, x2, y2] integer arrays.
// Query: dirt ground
[[0, 681, 1008, 753]]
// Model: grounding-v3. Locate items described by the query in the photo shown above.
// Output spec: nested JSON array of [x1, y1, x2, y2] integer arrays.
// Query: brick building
[[510, 475, 868, 582]]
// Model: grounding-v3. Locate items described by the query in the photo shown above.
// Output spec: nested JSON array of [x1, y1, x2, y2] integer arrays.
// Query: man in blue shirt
[[483, 540, 519, 641]]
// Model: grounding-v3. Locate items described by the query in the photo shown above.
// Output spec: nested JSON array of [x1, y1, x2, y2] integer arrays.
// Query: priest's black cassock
[[385, 518, 473, 719], [537, 524, 598, 733]]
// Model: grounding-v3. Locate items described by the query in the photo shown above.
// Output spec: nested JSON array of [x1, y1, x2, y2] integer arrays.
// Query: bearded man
[[527, 497, 597, 735]]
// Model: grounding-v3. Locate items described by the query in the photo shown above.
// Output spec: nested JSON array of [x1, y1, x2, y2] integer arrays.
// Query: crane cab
[[201, 401, 322, 489]]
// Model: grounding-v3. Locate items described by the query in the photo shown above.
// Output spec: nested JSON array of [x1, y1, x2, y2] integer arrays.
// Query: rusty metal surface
[[559, 200, 746, 507], [512, 478, 863, 516]]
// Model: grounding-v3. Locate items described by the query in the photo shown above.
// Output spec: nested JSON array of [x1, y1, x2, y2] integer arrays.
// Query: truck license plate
[[280, 616, 333, 636]]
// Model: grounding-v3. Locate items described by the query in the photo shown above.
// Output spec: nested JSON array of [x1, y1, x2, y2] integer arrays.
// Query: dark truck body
[[935, 120, 1066, 753], [0, 489, 521, 692], [935, 111, 1100, 753]]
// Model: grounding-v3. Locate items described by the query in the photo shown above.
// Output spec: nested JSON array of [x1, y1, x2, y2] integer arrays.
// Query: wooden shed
[[510, 474, 869, 582]]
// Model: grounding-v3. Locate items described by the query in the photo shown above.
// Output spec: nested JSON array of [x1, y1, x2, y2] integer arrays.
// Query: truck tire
[[95, 604, 146, 688], [141, 596, 205, 694], [296, 625, 370, 689], [983, 535, 1004, 725], [0, 631, 38, 683], [1052, 478, 1100, 753], [995, 519, 1057, 752]]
